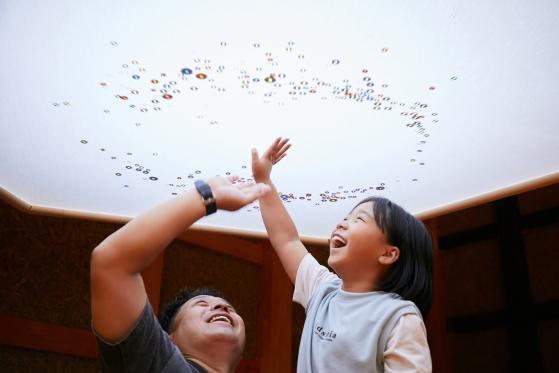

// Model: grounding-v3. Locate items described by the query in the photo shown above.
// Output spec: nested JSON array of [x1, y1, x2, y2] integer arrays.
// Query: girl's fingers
[[278, 137, 289, 147], [275, 138, 288, 151], [274, 152, 287, 164], [227, 175, 240, 183], [278, 142, 291, 156]]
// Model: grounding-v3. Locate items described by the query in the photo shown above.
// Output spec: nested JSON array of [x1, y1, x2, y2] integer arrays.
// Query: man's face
[[170, 295, 245, 358]]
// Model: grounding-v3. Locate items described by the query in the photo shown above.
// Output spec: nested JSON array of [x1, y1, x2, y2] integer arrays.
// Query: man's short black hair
[[159, 287, 225, 333]]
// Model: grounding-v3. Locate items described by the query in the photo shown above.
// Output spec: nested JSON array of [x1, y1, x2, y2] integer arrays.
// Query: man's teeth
[[210, 316, 231, 324]]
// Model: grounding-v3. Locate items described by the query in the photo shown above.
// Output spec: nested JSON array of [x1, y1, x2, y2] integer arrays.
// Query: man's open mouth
[[208, 314, 232, 326]]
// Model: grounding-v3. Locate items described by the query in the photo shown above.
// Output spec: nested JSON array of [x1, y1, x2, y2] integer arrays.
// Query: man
[[90, 176, 270, 372]]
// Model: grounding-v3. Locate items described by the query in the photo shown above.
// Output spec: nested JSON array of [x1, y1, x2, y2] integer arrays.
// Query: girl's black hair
[[159, 287, 226, 332], [354, 197, 433, 317]]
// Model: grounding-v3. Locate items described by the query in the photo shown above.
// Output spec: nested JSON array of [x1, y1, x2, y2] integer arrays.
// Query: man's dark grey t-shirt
[[94, 302, 208, 373]]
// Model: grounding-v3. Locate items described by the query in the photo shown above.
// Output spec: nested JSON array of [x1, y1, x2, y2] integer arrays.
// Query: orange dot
[[195, 73, 207, 79], [119, 95, 128, 100], [162, 94, 173, 99]]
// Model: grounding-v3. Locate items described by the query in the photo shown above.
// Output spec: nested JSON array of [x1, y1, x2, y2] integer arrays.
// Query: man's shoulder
[[95, 301, 198, 372]]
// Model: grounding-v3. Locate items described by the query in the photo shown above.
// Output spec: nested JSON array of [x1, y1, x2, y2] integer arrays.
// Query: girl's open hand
[[251, 137, 291, 183]]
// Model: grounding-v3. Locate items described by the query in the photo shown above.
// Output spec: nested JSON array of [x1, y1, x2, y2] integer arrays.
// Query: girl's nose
[[336, 220, 348, 230]]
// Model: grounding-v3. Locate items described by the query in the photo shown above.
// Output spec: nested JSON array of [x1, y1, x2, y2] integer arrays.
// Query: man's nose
[[212, 302, 230, 312]]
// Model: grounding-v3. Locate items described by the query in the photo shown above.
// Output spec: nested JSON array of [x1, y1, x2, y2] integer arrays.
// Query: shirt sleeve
[[93, 302, 180, 373], [384, 314, 433, 373], [293, 253, 339, 309]]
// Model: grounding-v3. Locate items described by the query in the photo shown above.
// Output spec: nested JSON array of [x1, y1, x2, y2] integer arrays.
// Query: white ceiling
[[1, 0, 558, 239]]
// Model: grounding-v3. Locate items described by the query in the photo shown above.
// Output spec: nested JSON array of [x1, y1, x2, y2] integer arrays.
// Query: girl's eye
[[357, 217, 366, 222], [195, 301, 209, 307]]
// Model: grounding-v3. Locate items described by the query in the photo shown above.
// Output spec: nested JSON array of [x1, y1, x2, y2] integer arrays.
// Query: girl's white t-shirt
[[293, 253, 432, 372]]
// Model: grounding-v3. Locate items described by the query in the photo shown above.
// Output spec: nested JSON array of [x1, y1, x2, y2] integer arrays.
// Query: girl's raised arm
[[252, 138, 308, 284]]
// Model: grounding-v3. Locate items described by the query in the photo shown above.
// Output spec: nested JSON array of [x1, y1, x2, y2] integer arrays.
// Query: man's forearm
[[94, 189, 205, 275]]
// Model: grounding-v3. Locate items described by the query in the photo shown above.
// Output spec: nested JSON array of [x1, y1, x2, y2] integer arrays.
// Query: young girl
[[252, 138, 433, 372]]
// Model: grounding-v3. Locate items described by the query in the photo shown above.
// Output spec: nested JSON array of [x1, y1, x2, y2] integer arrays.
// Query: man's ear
[[379, 246, 400, 265]]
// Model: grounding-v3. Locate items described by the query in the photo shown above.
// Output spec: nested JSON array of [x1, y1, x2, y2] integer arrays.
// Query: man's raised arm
[[90, 176, 269, 342]]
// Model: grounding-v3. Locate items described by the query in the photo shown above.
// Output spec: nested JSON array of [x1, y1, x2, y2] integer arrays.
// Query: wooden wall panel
[[257, 244, 293, 373]]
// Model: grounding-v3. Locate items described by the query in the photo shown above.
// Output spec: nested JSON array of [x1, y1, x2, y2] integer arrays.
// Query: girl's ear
[[379, 246, 400, 265]]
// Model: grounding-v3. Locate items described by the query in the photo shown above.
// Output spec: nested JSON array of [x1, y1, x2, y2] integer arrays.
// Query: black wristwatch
[[194, 180, 217, 215]]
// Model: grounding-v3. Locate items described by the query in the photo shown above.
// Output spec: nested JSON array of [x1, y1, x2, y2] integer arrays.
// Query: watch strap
[[194, 180, 217, 215]]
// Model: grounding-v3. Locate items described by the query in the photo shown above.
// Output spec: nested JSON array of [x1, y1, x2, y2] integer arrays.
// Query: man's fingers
[[227, 175, 240, 183], [238, 181, 256, 189]]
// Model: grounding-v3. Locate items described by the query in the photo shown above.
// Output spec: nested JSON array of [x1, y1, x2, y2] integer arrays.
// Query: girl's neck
[[337, 266, 386, 293], [340, 278, 378, 293]]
